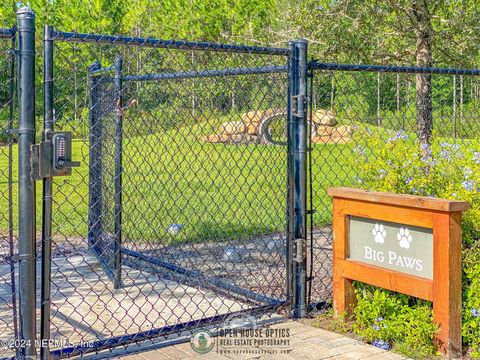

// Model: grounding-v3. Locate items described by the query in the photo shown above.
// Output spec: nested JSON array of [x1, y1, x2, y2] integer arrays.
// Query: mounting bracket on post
[[294, 238, 306, 263], [291, 94, 306, 117], [31, 131, 80, 179]]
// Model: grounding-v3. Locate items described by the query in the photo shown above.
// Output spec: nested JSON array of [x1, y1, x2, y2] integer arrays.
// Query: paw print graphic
[[397, 227, 412, 249], [371, 223, 386, 244]]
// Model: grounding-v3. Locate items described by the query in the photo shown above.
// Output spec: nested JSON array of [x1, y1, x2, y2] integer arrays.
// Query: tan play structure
[[203, 109, 353, 145], [310, 110, 353, 144]]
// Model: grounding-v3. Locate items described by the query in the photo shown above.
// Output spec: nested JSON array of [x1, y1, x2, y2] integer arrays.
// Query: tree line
[[0, 1, 476, 67], [1, 0, 479, 143]]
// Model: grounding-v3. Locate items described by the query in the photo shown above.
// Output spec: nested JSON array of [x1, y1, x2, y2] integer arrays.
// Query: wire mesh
[[0, 29, 18, 360], [87, 68, 120, 285], [4, 22, 476, 355], [307, 62, 480, 308], [45, 30, 290, 357]]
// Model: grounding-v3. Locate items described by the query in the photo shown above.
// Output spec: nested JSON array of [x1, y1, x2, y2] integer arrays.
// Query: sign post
[[328, 187, 469, 358]]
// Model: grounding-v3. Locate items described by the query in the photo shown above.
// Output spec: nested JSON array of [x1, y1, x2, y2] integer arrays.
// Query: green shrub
[[352, 127, 480, 358], [463, 247, 480, 359], [353, 283, 438, 357]]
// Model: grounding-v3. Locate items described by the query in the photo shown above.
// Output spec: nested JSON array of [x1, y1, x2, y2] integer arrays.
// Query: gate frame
[[40, 23, 55, 360], [37, 23, 299, 359], [13, 9, 311, 356]]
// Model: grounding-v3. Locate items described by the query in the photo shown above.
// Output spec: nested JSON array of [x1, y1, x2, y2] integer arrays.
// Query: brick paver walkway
[[117, 320, 407, 359]]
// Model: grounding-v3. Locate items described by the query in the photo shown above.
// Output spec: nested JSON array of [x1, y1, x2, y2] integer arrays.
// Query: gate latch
[[291, 95, 306, 118], [31, 132, 80, 180]]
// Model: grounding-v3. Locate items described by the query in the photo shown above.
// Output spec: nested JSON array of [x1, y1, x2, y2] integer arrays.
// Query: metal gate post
[[287, 39, 308, 319], [17, 6, 37, 358], [40, 24, 54, 360], [286, 42, 294, 311], [113, 56, 123, 289], [87, 61, 102, 251]]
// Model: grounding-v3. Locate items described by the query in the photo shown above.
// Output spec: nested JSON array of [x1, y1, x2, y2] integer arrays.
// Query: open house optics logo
[[190, 329, 215, 354], [190, 314, 291, 356]]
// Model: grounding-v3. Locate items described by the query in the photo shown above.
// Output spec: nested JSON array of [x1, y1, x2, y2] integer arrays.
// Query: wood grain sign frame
[[328, 187, 470, 358]]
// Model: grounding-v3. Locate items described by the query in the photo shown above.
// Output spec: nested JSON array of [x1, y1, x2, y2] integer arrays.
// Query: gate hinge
[[31, 131, 80, 180], [294, 238, 307, 263], [291, 95, 307, 118], [306, 209, 316, 215], [307, 59, 319, 71]]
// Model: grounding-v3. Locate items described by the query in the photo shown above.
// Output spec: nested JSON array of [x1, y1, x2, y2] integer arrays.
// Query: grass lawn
[[0, 123, 359, 243]]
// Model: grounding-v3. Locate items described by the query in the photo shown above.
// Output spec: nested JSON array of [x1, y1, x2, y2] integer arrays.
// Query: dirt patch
[[0, 229, 334, 304], [0, 235, 88, 265]]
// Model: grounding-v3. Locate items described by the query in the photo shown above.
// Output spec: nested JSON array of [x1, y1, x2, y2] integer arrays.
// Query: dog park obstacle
[[310, 109, 353, 144], [204, 108, 353, 145]]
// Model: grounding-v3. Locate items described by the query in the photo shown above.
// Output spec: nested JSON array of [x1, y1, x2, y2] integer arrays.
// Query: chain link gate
[[34, 25, 310, 358], [0, 26, 19, 360], [0, 7, 323, 358], [0, 8, 313, 357], [0, 9, 315, 355]]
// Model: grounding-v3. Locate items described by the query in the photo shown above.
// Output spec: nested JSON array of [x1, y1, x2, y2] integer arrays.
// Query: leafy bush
[[353, 283, 438, 357], [352, 127, 480, 358], [0, 129, 9, 144]]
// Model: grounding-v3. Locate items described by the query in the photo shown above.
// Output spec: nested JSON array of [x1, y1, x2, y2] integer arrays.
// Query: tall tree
[[266, 0, 480, 144], [411, 0, 433, 146], [0, 1, 17, 27]]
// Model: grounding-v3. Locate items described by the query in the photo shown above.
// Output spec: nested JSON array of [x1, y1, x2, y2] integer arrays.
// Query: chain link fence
[[2, 7, 480, 357], [307, 62, 480, 309], [0, 28, 18, 360], [41, 30, 291, 357]]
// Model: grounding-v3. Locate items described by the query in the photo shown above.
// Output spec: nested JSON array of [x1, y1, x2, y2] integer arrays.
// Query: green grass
[[5, 115, 470, 243], [0, 120, 358, 243]]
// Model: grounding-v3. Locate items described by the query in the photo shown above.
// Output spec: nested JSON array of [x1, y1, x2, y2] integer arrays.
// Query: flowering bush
[[352, 128, 480, 358], [353, 283, 438, 357]]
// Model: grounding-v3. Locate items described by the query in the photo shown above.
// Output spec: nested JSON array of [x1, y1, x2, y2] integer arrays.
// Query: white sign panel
[[348, 216, 433, 280]]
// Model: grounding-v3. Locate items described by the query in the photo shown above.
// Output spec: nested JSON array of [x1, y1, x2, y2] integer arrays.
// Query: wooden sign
[[328, 187, 469, 358]]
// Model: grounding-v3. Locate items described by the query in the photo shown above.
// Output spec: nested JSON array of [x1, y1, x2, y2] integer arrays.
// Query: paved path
[[117, 320, 407, 359]]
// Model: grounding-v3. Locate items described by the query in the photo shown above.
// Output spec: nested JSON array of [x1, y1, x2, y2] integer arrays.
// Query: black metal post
[[40, 24, 54, 360], [113, 56, 123, 289], [8, 29, 20, 360], [87, 61, 102, 251], [17, 6, 36, 359], [286, 42, 294, 306], [288, 39, 308, 319]]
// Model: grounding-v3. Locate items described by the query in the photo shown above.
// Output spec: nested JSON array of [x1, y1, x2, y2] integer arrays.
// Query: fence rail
[[311, 61, 480, 76], [48, 29, 291, 55], [0, 28, 15, 39]]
